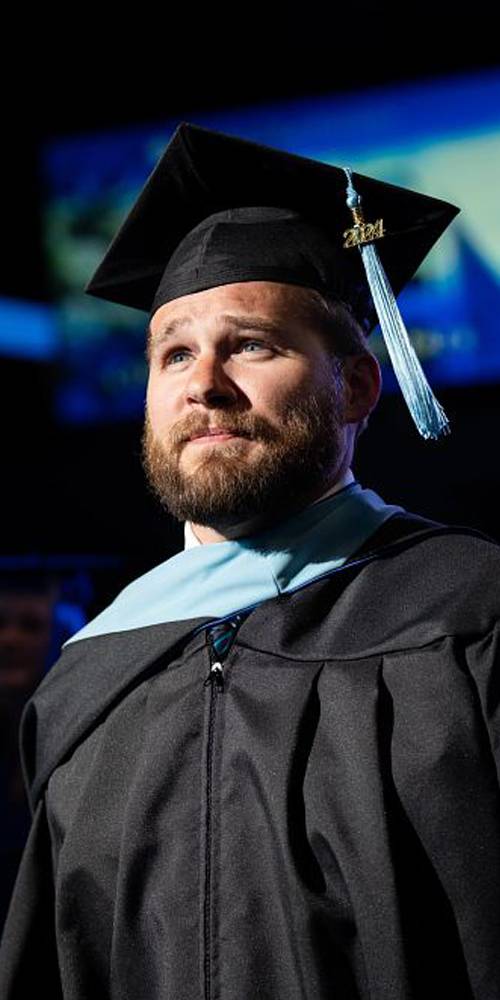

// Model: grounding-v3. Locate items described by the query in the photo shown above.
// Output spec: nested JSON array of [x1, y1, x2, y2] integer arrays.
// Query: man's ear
[[341, 353, 382, 424]]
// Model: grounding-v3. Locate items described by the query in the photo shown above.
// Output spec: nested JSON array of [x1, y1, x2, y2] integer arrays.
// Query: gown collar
[[65, 481, 403, 645]]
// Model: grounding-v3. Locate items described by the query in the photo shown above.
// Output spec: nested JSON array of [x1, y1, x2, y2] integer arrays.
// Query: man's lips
[[186, 428, 249, 443]]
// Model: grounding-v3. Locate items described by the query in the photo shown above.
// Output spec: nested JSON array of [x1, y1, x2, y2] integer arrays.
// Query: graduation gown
[[1, 513, 500, 1000]]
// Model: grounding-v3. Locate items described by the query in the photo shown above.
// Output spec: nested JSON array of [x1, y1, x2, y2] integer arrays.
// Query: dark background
[[2, 10, 499, 603]]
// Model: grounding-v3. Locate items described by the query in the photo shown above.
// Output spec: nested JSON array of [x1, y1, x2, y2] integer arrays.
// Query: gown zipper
[[202, 614, 248, 1000]]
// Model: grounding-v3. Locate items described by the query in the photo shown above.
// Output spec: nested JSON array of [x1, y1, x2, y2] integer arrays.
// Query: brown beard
[[141, 382, 346, 530]]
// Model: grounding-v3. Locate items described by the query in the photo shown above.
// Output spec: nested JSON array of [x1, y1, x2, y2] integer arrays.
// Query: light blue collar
[[65, 483, 403, 645]]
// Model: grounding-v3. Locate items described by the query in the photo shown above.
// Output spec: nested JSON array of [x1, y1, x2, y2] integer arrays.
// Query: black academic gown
[[1, 514, 500, 1000]]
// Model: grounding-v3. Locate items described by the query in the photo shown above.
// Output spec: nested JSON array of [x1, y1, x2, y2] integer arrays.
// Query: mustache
[[164, 411, 281, 446]]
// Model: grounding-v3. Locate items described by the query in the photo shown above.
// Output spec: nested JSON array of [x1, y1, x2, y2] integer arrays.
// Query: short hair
[[299, 289, 376, 441], [297, 288, 371, 358]]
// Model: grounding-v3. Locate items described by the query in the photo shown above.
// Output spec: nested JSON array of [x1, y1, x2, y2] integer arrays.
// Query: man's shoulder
[[373, 514, 500, 627], [352, 511, 500, 610], [354, 511, 500, 583], [245, 512, 500, 663], [358, 509, 498, 556]]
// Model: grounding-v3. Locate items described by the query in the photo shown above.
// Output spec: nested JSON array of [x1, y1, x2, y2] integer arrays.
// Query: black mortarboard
[[85, 123, 460, 437]]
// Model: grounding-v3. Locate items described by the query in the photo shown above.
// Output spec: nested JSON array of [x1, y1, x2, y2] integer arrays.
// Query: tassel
[[343, 169, 450, 440]]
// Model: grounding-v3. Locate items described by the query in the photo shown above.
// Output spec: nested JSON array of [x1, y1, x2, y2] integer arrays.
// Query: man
[[0, 573, 58, 933], [1, 124, 500, 999]]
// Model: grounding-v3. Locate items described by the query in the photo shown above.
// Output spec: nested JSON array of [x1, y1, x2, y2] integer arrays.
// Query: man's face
[[144, 281, 352, 530]]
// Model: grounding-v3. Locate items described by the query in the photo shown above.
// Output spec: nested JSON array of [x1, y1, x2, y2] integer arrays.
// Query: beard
[[141, 382, 346, 530]]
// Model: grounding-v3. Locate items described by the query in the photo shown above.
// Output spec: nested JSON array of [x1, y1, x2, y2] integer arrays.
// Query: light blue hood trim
[[65, 484, 403, 645]]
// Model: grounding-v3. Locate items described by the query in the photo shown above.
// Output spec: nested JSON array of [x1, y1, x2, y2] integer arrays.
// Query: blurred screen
[[0, 298, 56, 361], [10, 68, 499, 422]]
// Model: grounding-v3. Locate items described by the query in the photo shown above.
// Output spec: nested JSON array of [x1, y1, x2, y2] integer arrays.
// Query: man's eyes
[[162, 339, 273, 366], [167, 349, 191, 365], [238, 339, 270, 353]]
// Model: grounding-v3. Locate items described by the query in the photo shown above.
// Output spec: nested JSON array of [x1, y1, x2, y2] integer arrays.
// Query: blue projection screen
[[27, 69, 500, 422]]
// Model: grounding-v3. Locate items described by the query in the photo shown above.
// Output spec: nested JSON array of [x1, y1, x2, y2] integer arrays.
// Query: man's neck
[[184, 469, 355, 548]]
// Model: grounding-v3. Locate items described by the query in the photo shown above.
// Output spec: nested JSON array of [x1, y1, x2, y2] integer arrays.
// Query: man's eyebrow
[[148, 312, 287, 349]]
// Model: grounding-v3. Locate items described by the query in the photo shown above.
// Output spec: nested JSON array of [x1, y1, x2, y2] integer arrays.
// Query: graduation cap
[[85, 122, 460, 439]]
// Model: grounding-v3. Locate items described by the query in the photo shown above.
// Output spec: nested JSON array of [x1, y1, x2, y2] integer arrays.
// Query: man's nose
[[184, 354, 239, 407]]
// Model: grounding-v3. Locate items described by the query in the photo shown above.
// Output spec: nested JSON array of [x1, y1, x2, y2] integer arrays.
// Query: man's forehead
[[149, 280, 319, 337]]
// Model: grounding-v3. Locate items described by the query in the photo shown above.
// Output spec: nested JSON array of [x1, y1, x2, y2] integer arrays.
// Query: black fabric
[[150, 206, 360, 324], [84, 123, 459, 331], [1, 515, 500, 998]]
